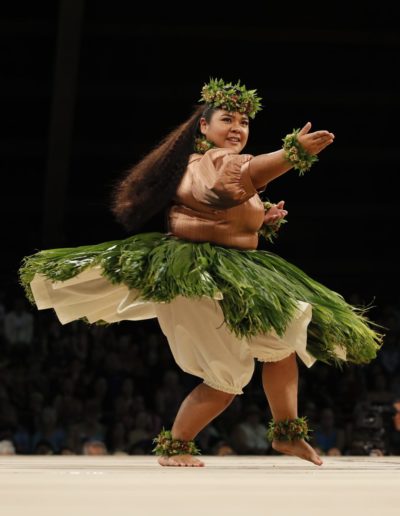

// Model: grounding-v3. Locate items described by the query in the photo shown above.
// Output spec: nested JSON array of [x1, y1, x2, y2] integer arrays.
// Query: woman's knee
[[199, 383, 236, 405]]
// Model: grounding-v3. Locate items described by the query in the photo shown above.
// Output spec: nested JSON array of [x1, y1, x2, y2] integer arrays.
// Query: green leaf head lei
[[199, 78, 263, 119]]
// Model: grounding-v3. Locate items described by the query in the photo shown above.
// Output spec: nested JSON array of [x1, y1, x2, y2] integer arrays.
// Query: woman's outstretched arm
[[247, 122, 335, 189]]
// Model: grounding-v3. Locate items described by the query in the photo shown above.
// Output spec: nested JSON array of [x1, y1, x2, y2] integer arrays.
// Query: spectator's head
[[0, 439, 16, 455], [82, 439, 107, 455], [34, 440, 54, 455], [60, 446, 74, 455], [327, 447, 342, 456], [212, 441, 236, 456]]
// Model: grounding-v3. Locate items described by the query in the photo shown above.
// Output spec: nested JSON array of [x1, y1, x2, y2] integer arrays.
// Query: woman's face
[[199, 109, 249, 152]]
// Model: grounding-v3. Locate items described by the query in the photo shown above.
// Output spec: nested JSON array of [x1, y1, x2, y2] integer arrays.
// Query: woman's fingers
[[301, 133, 334, 154], [316, 140, 334, 152], [311, 130, 334, 140], [298, 121, 312, 135]]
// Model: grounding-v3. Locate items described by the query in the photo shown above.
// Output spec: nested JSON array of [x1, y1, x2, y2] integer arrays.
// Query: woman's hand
[[297, 122, 335, 155], [263, 200, 287, 225]]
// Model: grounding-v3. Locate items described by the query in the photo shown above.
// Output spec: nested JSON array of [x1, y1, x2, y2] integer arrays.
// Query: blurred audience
[[0, 289, 399, 457], [313, 408, 345, 455], [230, 404, 270, 455]]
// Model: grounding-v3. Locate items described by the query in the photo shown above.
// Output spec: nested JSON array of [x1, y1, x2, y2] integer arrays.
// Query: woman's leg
[[158, 382, 235, 467], [262, 353, 323, 465]]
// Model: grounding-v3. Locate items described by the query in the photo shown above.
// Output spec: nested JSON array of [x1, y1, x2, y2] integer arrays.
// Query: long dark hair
[[111, 105, 214, 232]]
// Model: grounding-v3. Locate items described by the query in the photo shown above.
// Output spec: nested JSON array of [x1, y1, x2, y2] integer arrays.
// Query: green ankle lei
[[282, 129, 318, 175], [266, 417, 312, 442], [152, 429, 202, 456]]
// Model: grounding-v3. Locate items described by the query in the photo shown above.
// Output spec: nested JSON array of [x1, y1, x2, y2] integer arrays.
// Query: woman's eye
[[222, 118, 232, 122]]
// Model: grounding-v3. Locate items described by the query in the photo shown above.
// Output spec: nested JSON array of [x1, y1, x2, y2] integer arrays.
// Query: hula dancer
[[19, 78, 383, 467]]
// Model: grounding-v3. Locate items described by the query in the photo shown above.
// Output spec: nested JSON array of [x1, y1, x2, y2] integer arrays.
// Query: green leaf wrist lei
[[282, 128, 319, 175], [258, 201, 287, 243]]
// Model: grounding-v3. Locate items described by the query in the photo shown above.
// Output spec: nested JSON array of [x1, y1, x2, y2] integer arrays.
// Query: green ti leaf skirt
[[18, 232, 383, 366]]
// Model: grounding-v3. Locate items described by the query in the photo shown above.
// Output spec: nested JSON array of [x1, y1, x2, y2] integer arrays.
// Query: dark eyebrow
[[220, 111, 249, 121]]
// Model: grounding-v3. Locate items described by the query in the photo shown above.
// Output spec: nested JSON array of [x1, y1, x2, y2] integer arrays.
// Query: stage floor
[[1, 456, 399, 516]]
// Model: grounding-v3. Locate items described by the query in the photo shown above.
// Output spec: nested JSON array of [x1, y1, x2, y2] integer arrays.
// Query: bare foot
[[272, 439, 323, 466], [157, 454, 205, 467]]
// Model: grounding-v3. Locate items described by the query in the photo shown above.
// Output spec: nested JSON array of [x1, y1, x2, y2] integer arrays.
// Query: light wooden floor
[[1, 456, 399, 516]]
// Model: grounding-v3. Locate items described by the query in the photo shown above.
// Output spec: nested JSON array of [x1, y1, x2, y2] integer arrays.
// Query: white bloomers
[[155, 295, 316, 395], [30, 266, 316, 396]]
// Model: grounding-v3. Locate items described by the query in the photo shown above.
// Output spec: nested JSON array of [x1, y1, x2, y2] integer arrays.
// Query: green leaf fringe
[[18, 232, 383, 366]]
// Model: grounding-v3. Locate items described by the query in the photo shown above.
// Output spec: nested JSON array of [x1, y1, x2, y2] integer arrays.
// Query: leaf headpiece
[[199, 78, 262, 119]]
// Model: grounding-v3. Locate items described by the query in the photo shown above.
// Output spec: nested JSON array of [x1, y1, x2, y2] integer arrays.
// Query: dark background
[[1, 0, 400, 459], [1, 1, 399, 306]]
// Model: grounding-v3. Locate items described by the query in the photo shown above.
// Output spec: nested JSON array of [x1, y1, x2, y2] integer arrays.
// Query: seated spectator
[[12, 423, 31, 454], [230, 404, 270, 455], [82, 439, 108, 455], [60, 446, 74, 455], [314, 408, 345, 454], [31, 406, 66, 454], [211, 440, 237, 456], [388, 398, 400, 454], [108, 422, 128, 454], [4, 298, 34, 359], [327, 447, 342, 456], [127, 410, 154, 451], [34, 440, 55, 455], [196, 423, 222, 454], [348, 402, 386, 455], [0, 439, 16, 455], [68, 399, 106, 451], [154, 369, 185, 426]]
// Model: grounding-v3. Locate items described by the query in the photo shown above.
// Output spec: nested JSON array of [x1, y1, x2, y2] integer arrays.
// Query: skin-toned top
[[167, 148, 266, 250], [167, 109, 335, 250]]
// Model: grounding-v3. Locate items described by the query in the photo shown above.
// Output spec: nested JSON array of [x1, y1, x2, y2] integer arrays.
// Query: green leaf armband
[[282, 128, 319, 175]]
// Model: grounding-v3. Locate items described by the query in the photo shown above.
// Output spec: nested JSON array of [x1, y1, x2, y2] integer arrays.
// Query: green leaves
[[152, 428, 202, 456], [282, 128, 319, 175], [18, 232, 383, 365], [266, 417, 312, 442], [199, 77, 263, 119]]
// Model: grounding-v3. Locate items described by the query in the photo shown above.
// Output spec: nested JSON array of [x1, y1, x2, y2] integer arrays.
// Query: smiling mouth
[[227, 137, 240, 143]]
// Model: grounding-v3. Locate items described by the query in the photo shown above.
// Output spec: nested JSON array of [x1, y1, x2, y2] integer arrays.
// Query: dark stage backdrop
[[1, 1, 398, 308]]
